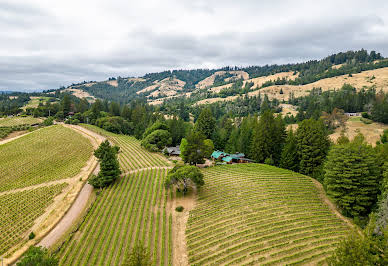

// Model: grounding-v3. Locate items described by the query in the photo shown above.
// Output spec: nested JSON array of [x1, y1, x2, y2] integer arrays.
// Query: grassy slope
[[186, 164, 351, 265], [0, 116, 41, 127], [58, 126, 172, 265], [0, 125, 93, 192]]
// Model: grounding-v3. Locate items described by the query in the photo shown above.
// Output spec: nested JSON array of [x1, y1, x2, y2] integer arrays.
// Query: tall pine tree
[[324, 136, 380, 218], [279, 129, 299, 172]]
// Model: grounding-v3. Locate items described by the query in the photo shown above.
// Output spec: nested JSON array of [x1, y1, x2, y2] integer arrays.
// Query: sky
[[1, 0, 388, 92]]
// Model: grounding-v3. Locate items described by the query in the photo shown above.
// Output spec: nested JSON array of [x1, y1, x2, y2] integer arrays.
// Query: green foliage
[[250, 111, 286, 165], [17, 246, 58, 266], [43, 117, 54, 126], [122, 243, 151, 266], [203, 139, 214, 158], [279, 130, 299, 172], [175, 206, 184, 212], [165, 164, 204, 193], [181, 131, 206, 165], [28, 231, 35, 240], [179, 138, 188, 161], [324, 137, 380, 218], [142, 121, 169, 139], [194, 108, 216, 139], [89, 140, 121, 188], [296, 118, 330, 179], [327, 232, 385, 266], [95, 116, 132, 134], [141, 129, 172, 152]]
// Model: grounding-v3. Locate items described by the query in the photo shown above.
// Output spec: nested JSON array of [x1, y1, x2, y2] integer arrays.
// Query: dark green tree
[[194, 108, 216, 139], [279, 129, 299, 172], [165, 164, 204, 193], [324, 137, 380, 217], [89, 140, 121, 188], [61, 94, 71, 116], [182, 131, 206, 165], [296, 118, 330, 179], [141, 129, 172, 152]]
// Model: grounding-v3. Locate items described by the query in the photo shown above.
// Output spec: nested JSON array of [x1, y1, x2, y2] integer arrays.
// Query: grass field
[[81, 124, 171, 172], [0, 116, 41, 127], [0, 125, 93, 192], [0, 183, 68, 256], [186, 164, 351, 265]]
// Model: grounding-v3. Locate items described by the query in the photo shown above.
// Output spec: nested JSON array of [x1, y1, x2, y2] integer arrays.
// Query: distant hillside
[[59, 49, 387, 105]]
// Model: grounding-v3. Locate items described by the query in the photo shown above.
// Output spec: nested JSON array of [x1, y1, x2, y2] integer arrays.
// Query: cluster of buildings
[[211, 151, 253, 164]]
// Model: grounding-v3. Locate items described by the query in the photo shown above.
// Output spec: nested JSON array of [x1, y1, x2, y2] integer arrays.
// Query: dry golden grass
[[137, 77, 186, 98], [280, 104, 298, 117], [195, 70, 249, 90], [330, 119, 388, 146], [106, 80, 118, 87], [63, 88, 96, 102], [210, 71, 298, 93]]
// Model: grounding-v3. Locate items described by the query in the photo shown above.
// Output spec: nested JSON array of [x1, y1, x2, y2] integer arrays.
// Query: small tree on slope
[[89, 140, 121, 188]]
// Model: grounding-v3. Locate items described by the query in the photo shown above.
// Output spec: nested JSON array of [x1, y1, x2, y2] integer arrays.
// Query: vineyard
[[186, 164, 351, 265], [0, 116, 41, 127], [58, 168, 173, 265], [0, 184, 68, 255], [81, 124, 171, 172], [0, 125, 93, 192]]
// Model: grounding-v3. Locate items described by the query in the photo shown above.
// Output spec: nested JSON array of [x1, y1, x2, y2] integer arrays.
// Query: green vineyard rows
[[81, 124, 171, 172], [186, 164, 351, 265], [0, 116, 41, 127], [0, 183, 68, 255], [0, 125, 93, 192], [58, 168, 172, 265]]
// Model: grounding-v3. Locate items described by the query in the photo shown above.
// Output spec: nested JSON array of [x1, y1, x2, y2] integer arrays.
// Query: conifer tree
[[89, 140, 121, 188], [324, 136, 380, 217], [296, 118, 330, 179], [194, 108, 216, 139], [250, 111, 285, 163], [279, 129, 299, 172]]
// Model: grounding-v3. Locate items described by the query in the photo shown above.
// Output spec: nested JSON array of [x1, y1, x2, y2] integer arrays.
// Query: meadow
[[186, 164, 351, 265]]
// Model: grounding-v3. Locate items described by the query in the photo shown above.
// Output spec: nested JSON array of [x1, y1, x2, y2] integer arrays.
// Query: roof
[[165, 146, 181, 155], [211, 150, 226, 159], [230, 153, 245, 159], [222, 156, 233, 162]]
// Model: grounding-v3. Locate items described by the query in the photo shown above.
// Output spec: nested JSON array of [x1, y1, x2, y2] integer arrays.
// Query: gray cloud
[[0, 0, 387, 91]]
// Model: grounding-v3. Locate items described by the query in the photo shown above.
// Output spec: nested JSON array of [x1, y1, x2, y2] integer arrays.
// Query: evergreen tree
[[237, 115, 256, 156], [182, 131, 206, 165], [194, 108, 216, 139], [250, 111, 284, 164], [279, 130, 299, 172], [89, 140, 121, 188], [324, 137, 380, 217], [61, 94, 71, 116], [296, 118, 330, 180]]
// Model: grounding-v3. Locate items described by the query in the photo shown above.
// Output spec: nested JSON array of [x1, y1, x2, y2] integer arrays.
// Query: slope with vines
[[186, 164, 351, 265]]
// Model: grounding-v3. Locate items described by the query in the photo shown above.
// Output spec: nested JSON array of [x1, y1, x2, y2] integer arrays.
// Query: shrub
[[175, 206, 184, 212], [28, 232, 35, 240]]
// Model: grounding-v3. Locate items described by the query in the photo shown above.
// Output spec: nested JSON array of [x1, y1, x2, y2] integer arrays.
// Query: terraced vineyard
[[81, 124, 171, 172], [187, 164, 351, 265], [0, 125, 93, 192], [58, 168, 173, 265], [0, 183, 68, 255], [0, 116, 41, 127]]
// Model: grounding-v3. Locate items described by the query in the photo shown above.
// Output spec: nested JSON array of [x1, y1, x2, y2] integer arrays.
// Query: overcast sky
[[1, 0, 388, 91]]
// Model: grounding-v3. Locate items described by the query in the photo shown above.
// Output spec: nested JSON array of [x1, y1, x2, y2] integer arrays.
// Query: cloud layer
[[1, 0, 388, 91]]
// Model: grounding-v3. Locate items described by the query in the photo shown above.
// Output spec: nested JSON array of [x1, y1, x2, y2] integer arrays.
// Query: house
[[164, 146, 181, 156], [212, 150, 253, 164], [345, 112, 361, 117]]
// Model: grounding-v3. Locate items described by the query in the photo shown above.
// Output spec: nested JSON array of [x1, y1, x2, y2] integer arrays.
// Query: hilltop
[[58, 49, 387, 106]]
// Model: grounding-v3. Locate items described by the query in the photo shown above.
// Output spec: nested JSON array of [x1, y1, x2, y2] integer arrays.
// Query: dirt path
[[121, 166, 173, 176], [0, 128, 42, 145], [311, 178, 360, 233]]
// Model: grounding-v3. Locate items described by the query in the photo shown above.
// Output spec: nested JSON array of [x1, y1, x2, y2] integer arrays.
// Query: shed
[[211, 150, 227, 160], [164, 146, 181, 156]]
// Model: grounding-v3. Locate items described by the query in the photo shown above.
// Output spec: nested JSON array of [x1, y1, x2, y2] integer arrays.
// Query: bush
[[17, 246, 58, 266], [175, 206, 184, 212], [28, 231, 35, 240], [361, 112, 370, 119], [43, 117, 54, 126]]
